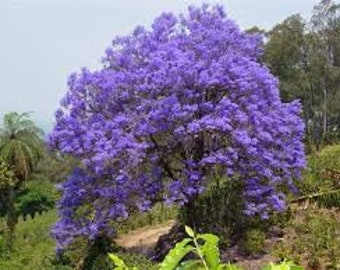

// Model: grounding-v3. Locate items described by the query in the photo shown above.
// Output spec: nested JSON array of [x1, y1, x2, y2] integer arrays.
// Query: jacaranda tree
[[49, 5, 305, 252]]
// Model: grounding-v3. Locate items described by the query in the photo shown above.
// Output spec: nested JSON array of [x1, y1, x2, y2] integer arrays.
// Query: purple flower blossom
[[49, 4, 305, 251]]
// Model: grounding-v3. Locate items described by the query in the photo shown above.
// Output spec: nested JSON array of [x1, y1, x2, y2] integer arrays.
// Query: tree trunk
[[6, 188, 17, 248], [322, 78, 328, 141]]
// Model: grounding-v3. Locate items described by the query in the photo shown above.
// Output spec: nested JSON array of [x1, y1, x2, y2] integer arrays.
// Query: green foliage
[[0, 210, 58, 270], [0, 112, 45, 245], [264, 1, 340, 147], [115, 252, 157, 270], [0, 219, 11, 259], [178, 179, 277, 249], [0, 157, 15, 190], [264, 14, 307, 103], [293, 145, 340, 209], [159, 237, 194, 270], [0, 112, 44, 183], [178, 179, 246, 247], [114, 203, 178, 235], [15, 178, 58, 220], [111, 226, 235, 270], [240, 229, 265, 256], [261, 260, 303, 270], [109, 253, 130, 270], [317, 144, 340, 171], [0, 158, 15, 219], [274, 209, 340, 269], [110, 226, 303, 270]]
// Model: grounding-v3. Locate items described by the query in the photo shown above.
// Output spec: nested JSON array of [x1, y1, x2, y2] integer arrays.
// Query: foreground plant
[[109, 226, 303, 270], [50, 4, 305, 252]]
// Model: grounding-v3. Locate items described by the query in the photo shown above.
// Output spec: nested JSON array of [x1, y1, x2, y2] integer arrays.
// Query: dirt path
[[115, 220, 175, 255], [115, 221, 279, 270]]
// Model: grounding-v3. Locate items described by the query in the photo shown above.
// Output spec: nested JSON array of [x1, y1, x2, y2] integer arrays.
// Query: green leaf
[[159, 238, 194, 270], [185, 226, 195, 238], [176, 259, 203, 270], [260, 260, 304, 270], [108, 253, 129, 269], [290, 266, 304, 270], [218, 263, 243, 270], [197, 233, 220, 270]]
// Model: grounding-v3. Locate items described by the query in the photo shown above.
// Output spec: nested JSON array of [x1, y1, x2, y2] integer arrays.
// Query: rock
[[151, 223, 186, 262]]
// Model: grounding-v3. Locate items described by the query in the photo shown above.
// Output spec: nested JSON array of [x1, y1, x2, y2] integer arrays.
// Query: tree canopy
[[49, 5, 305, 252], [264, 0, 340, 146], [0, 112, 44, 183]]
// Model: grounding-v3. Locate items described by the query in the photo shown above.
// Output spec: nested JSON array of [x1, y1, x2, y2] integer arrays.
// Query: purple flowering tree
[[49, 5, 305, 252]]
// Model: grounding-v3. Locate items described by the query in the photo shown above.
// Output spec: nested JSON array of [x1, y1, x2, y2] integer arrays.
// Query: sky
[[0, 0, 320, 130]]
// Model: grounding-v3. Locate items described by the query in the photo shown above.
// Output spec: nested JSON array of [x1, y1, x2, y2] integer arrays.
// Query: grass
[[114, 203, 178, 235], [0, 203, 177, 269], [0, 210, 57, 270], [2, 141, 340, 269]]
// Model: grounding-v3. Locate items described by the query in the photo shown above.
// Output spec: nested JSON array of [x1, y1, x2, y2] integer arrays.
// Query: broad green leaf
[[108, 253, 128, 269], [218, 263, 243, 270], [185, 226, 195, 238], [197, 233, 220, 270], [290, 266, 304, 270], [159, 238, 194, 270], [260, 260, 304, 270], [176, 259, 203, 270]]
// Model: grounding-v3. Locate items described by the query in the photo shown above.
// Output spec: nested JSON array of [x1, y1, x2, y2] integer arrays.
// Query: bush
[[115, 252, 157, 270], [274, 209, 340, 269], [0, 222, 10, 259], [178, 179, 279, 249], [297, 145, 340, 196], [15, 178, 58, 220], [240, 229, 265, 256], [178, 179, 246, 247], [0, 210, 57, 270]]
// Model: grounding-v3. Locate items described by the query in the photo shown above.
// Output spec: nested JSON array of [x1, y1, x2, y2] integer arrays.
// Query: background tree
[[264, 0, 340, 148], [264, 14, 308, 103], [0, 112, 44, 245], [310, 0, 340, 142]]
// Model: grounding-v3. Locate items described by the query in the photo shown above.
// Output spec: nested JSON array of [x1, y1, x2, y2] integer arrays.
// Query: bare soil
[[114, 221, 280, 270], [115, 220, 175, 255]]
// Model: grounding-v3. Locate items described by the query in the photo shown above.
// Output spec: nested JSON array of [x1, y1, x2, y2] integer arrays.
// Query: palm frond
[[0, 112, 44, 183], [0, 140, 35, 182]]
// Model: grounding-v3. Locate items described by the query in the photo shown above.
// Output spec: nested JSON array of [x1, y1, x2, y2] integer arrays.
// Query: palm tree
[[0, 112, 44, 245]]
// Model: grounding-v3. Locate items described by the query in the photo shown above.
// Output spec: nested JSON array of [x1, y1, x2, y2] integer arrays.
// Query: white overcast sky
[[0, 0, 320, 129]]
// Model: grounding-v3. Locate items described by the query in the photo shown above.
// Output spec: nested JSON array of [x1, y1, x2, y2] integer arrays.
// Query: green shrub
[[261, 260, 303, 270], [240, 228, 265, 256], [317, 144, 340, 171], [115, 252, 157, 270], [274, 209, 340, 269], [0, 210, 57, 270], [178, 179, 279, 249], [297, 145, 340, 196], [178, 179, 246, 247], [0, 218, 12, 259], [15, 178, 58, 220]]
